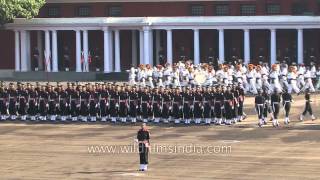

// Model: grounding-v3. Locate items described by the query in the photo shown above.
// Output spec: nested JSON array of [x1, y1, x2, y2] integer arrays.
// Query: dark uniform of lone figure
[[137, 123, 150, 171]]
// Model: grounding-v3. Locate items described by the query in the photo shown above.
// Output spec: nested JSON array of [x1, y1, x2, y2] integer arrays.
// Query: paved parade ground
[[1, 94, 320, 179]]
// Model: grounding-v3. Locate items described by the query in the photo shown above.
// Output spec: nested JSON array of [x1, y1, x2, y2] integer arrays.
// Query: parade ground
[[1, 94, 320, 180]]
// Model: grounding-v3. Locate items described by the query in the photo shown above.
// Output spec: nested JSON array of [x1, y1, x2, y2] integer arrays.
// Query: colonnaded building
[[0, 0, 320, 80]]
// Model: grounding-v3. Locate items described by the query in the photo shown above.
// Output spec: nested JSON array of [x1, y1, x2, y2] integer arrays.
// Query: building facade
[[1, 0, 320, 72]]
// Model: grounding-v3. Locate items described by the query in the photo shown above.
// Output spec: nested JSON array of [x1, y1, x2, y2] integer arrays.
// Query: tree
[[0, 0, 45, 25]]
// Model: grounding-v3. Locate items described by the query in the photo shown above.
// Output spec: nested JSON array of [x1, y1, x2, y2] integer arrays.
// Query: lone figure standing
[[137, 123, 150, 171]]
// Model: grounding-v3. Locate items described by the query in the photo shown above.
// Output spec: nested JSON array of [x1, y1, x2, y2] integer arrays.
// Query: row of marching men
[[0, 82, 246, 125], [255, 87, 316, 128], [128, 61, 320, 95]]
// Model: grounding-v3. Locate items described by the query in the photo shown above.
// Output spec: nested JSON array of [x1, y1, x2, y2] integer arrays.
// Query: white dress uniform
[[287, 71, 300, 94], [297, 67, 306, 89], [137, 69, 146, 87], [246, 70, 258, 94], [235, 70, 244, 85], [279, 66, 288, 90], [180, 68, 189, 87], [269, 70, 282, 93], [171, 70, 181, 88], [128, 67, 137, 86], [146, 68, 154, 88], [221, 70, 231, 85], [302, 69, 315, 92], [163, 67, 172, 87], [255, 70, 263, 90], [187, 71, 195, 87], [204, 70, 216, 86], [261, 67, 270, 91], [153, 68, 164, 87], [215, 69, 224, 84]]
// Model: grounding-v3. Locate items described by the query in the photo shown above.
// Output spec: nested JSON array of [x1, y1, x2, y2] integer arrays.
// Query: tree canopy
[[0, 0, 45, 25]]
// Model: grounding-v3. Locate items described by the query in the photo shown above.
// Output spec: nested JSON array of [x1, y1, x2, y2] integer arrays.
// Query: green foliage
[[0, 0, 45, 24]]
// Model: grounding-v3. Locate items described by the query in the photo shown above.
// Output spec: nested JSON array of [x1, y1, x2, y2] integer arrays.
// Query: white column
[[44, 30, 51, 72], [270, 29, 277, 65], [75, 30, 81, 72], [20, 31, 27, 72], [139, 30, 144, 64], [109, 31, 114, 71], [244, 29, 250, 64], [218, 29, 225, 64], [83, 30, 89, 72], [103, 28, 110, 72], [143, 27, 150, 65], [14, 31, 20, 71], [115, 30, 121, 72], [193, 29, 200, 65], [149, 30, 153, 66], [155, 30, 161, 65], [37, 31, 43, 70], [166, 29, 173, 65], [131, 30, 138, 67], [297, 29, 304, 64], [51, 30, 58, 72], [25, 31, 31, 71]]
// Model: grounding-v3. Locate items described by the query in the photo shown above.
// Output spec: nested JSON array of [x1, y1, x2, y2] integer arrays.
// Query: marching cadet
[[255, 89, 265, 127], [297, 65, 306, 89], [287, 66, 300, 94], [38, 86, 47, 121], [57, 85, 68, 121], [172, 88, 183, 124], [145, 65, 154, 88], [128, 86, 139, 123], [262, 88, 272, 124], [214, 86, 225, 125], [231, 85, 239, 123], [88, 85, 99, 122], [137, 65, 146, 87], [48, 85, 58, 121], [70, 84, 79, 121], [128, 66, 137, 86], [27, 85, 38, 121], [171, 65, 181, 88], [140, 87, 151, 123], [269, 64, 282, 93], [17, 84, 28, 121], [224, 86, 234, 125], [161, 88, 171, 123], [255, 65, 263, 91], [270, 89, 281, 127], [0, 85, 7, 120], [79, 86, 89, 122], [299, 89, 316, 121], [151, 88, 162, 123], [109, 85, 118, 123], [118, 86, 129, 123], [302, 66, 316, 92], [137, 123, 150, 171], [182, 87, 192, 124], [99, 84, 109, 122], [282, 89, 292, 125], [246, 64, 258, 94], [203, 87, 213, 125], [193, 87, 203, 124], [279, 63, 289, 90], [237, 85, 247, 122]]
